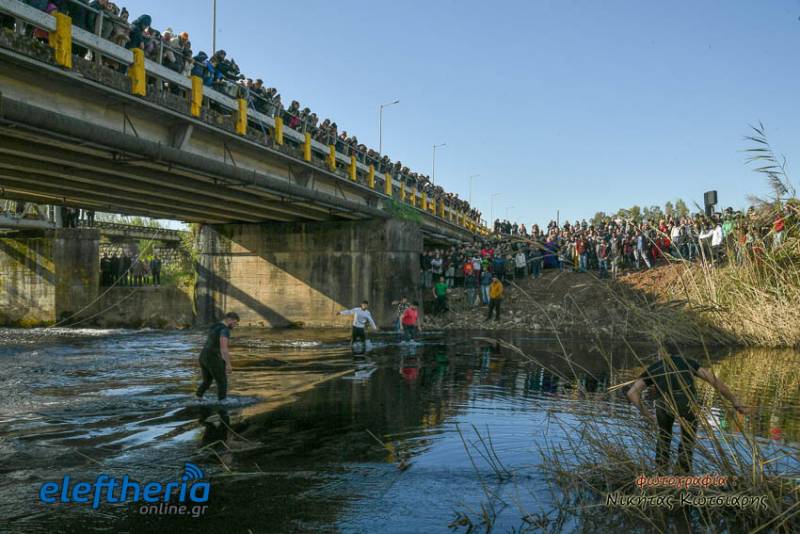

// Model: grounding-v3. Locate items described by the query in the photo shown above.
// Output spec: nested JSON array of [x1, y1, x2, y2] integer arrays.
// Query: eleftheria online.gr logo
[[38, 463, 210, 515]]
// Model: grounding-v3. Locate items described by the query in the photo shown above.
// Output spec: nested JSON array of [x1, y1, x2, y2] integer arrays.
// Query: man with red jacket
[[400, 302, 421, 341]]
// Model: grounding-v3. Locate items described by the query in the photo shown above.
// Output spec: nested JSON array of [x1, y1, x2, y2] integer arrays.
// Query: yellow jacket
[[488, 280, 504, 299]]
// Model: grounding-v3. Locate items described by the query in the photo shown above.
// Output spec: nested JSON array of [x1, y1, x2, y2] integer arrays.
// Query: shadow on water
[[0, 327, 797, 533]]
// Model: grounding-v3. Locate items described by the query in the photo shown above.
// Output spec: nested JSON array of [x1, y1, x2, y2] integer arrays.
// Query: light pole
[[432, 143, 447, 184], [468, 174, 480, 206], [490, 192, 501, 224], [378, 99, 399, 156], [212, 0, 217, 53]]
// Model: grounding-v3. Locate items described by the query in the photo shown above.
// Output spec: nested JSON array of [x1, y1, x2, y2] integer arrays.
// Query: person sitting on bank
[[196, 311, 240, 402], [337, 301, 377, 346], [626, 340, 750, 473], [400, 301, 421, 341], [486, 276, 504, 321]]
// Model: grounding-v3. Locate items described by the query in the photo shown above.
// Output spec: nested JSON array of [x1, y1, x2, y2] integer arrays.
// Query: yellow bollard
[[190, 76, 203, 117], [400, 183, 406, 201], [128, 48, 146, 96], [410, 189, 416, 207], [303, 132, 312, 161], [421, 192, 427, 211], [438, 200, 445, 218], [50, 13, 72, 69], [236, 98, 247, 135], [328, 145, 337, 171], [349, 155, 357, 181], [274, 116, 284, 145], [368, 165, 375, 189], [384, 173, 393, 196]]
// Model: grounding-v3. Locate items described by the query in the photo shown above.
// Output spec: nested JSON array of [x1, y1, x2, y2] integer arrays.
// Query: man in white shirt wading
[[337, 300, 378, 345]]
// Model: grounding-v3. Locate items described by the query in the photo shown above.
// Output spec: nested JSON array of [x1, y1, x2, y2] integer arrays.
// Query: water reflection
[[0, 328, 797, 533]]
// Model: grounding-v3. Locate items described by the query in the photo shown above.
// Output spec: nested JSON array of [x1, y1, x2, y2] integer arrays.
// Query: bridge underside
[[0, 45, 472, 246]]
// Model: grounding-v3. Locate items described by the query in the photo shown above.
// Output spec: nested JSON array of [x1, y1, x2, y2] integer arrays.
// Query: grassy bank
[[447, 339, 800, 533], [621, 235, 800, 348]]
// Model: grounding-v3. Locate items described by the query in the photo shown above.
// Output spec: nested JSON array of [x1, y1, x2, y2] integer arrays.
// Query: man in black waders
[[626, 341, 749, 473], [196, 312, 240, 401]]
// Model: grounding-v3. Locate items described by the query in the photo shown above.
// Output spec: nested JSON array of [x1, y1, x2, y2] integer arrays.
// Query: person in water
[[400, 301, 421, 341], [337, 300, 377, 346], [196, 312, 240, 401], [626, 340, 749, 473]]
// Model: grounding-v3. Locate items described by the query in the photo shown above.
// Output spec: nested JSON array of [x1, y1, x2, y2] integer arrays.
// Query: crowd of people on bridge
[[60, 206, 95, 227], [4, 1, 483, 226], [419, 204, 795, 318], [100, 252, 162, 287]]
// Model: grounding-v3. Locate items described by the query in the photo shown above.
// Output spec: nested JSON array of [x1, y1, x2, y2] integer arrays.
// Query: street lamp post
[[378, 99, 399, 156], [468, 174, 480, 206], [432, 143, 446, 184], [212, 0, 217, 53], [490, 193, 501, 225]]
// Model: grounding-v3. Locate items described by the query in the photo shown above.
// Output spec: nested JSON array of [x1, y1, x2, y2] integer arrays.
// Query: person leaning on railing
[[283, 100, 301, 129]]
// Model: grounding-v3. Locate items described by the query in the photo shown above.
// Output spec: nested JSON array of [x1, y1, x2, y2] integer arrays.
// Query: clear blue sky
[[134, 0, 800, 226]]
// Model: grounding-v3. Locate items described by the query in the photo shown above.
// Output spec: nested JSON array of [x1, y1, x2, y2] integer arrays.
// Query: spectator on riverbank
[[131, 255, 148, 286], [121, 252, 132, 286], [100, 253, 111, 286], [150, 255, 162, 287], [432, 276, 449, 315], [110, 253, 121, 285], [486, 276, 503, 321]]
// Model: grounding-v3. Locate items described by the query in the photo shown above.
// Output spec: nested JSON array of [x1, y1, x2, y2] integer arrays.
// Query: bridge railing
[[0, 0, 489, 236], [78, 220, 186, 240]]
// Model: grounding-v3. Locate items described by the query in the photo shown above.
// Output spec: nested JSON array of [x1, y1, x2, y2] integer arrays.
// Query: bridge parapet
[[0, 0, 489, 239]]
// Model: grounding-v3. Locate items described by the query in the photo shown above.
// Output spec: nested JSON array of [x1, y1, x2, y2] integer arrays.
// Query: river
[[0, 327, 797, 533]]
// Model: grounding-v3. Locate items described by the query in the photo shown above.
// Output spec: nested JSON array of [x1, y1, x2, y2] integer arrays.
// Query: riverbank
[[423, 259, 800, 348]]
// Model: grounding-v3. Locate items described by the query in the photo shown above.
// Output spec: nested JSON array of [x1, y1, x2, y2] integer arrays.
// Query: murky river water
[[0, 328, 797, 533]]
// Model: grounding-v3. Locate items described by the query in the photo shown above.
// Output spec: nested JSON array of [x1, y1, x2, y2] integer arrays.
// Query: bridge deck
[[0, 0, 483, 244]]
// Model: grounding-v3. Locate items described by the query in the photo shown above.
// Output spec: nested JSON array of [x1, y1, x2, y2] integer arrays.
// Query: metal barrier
[[0, 0, 487, 233]]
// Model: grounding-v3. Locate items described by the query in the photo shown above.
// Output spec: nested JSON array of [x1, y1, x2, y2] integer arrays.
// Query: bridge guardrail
[[78, 220, 186, 239], [0, 0, 489, 236]]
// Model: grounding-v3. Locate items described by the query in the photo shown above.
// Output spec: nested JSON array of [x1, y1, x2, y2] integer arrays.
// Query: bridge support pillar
[[195, 219, 422, 328], [0, 229, 99, 326]]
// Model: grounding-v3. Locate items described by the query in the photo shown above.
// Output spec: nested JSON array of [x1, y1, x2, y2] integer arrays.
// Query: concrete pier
[[195, 219, 423, 328], [0, 228, 99, 326]]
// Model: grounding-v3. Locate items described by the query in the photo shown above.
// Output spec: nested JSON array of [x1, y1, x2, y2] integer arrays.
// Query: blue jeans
[[579, 253, 588, 272], [531, 259, 541, 279], [599, 258, 608, 277], [480, 285, 490, 304], [466, 287, 476, 306]]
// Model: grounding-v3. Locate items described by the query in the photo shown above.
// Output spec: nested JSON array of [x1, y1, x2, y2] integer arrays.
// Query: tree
[[642, 205, 664, 223], [664, 201, 674, 219], [675, 198, 690, 219], [591, 211, 607, 227]]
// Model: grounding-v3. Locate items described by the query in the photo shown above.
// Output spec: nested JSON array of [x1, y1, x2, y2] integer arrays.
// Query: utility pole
[[212, 0, 217, 53], [490, 193, 501, 224], [432, 143, 446, 184], [378, 99, 399, 156], [468, 174, 480, 206]]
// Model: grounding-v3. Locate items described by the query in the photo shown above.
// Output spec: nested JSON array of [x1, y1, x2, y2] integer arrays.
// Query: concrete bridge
[[0, 0, 484, 328]]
